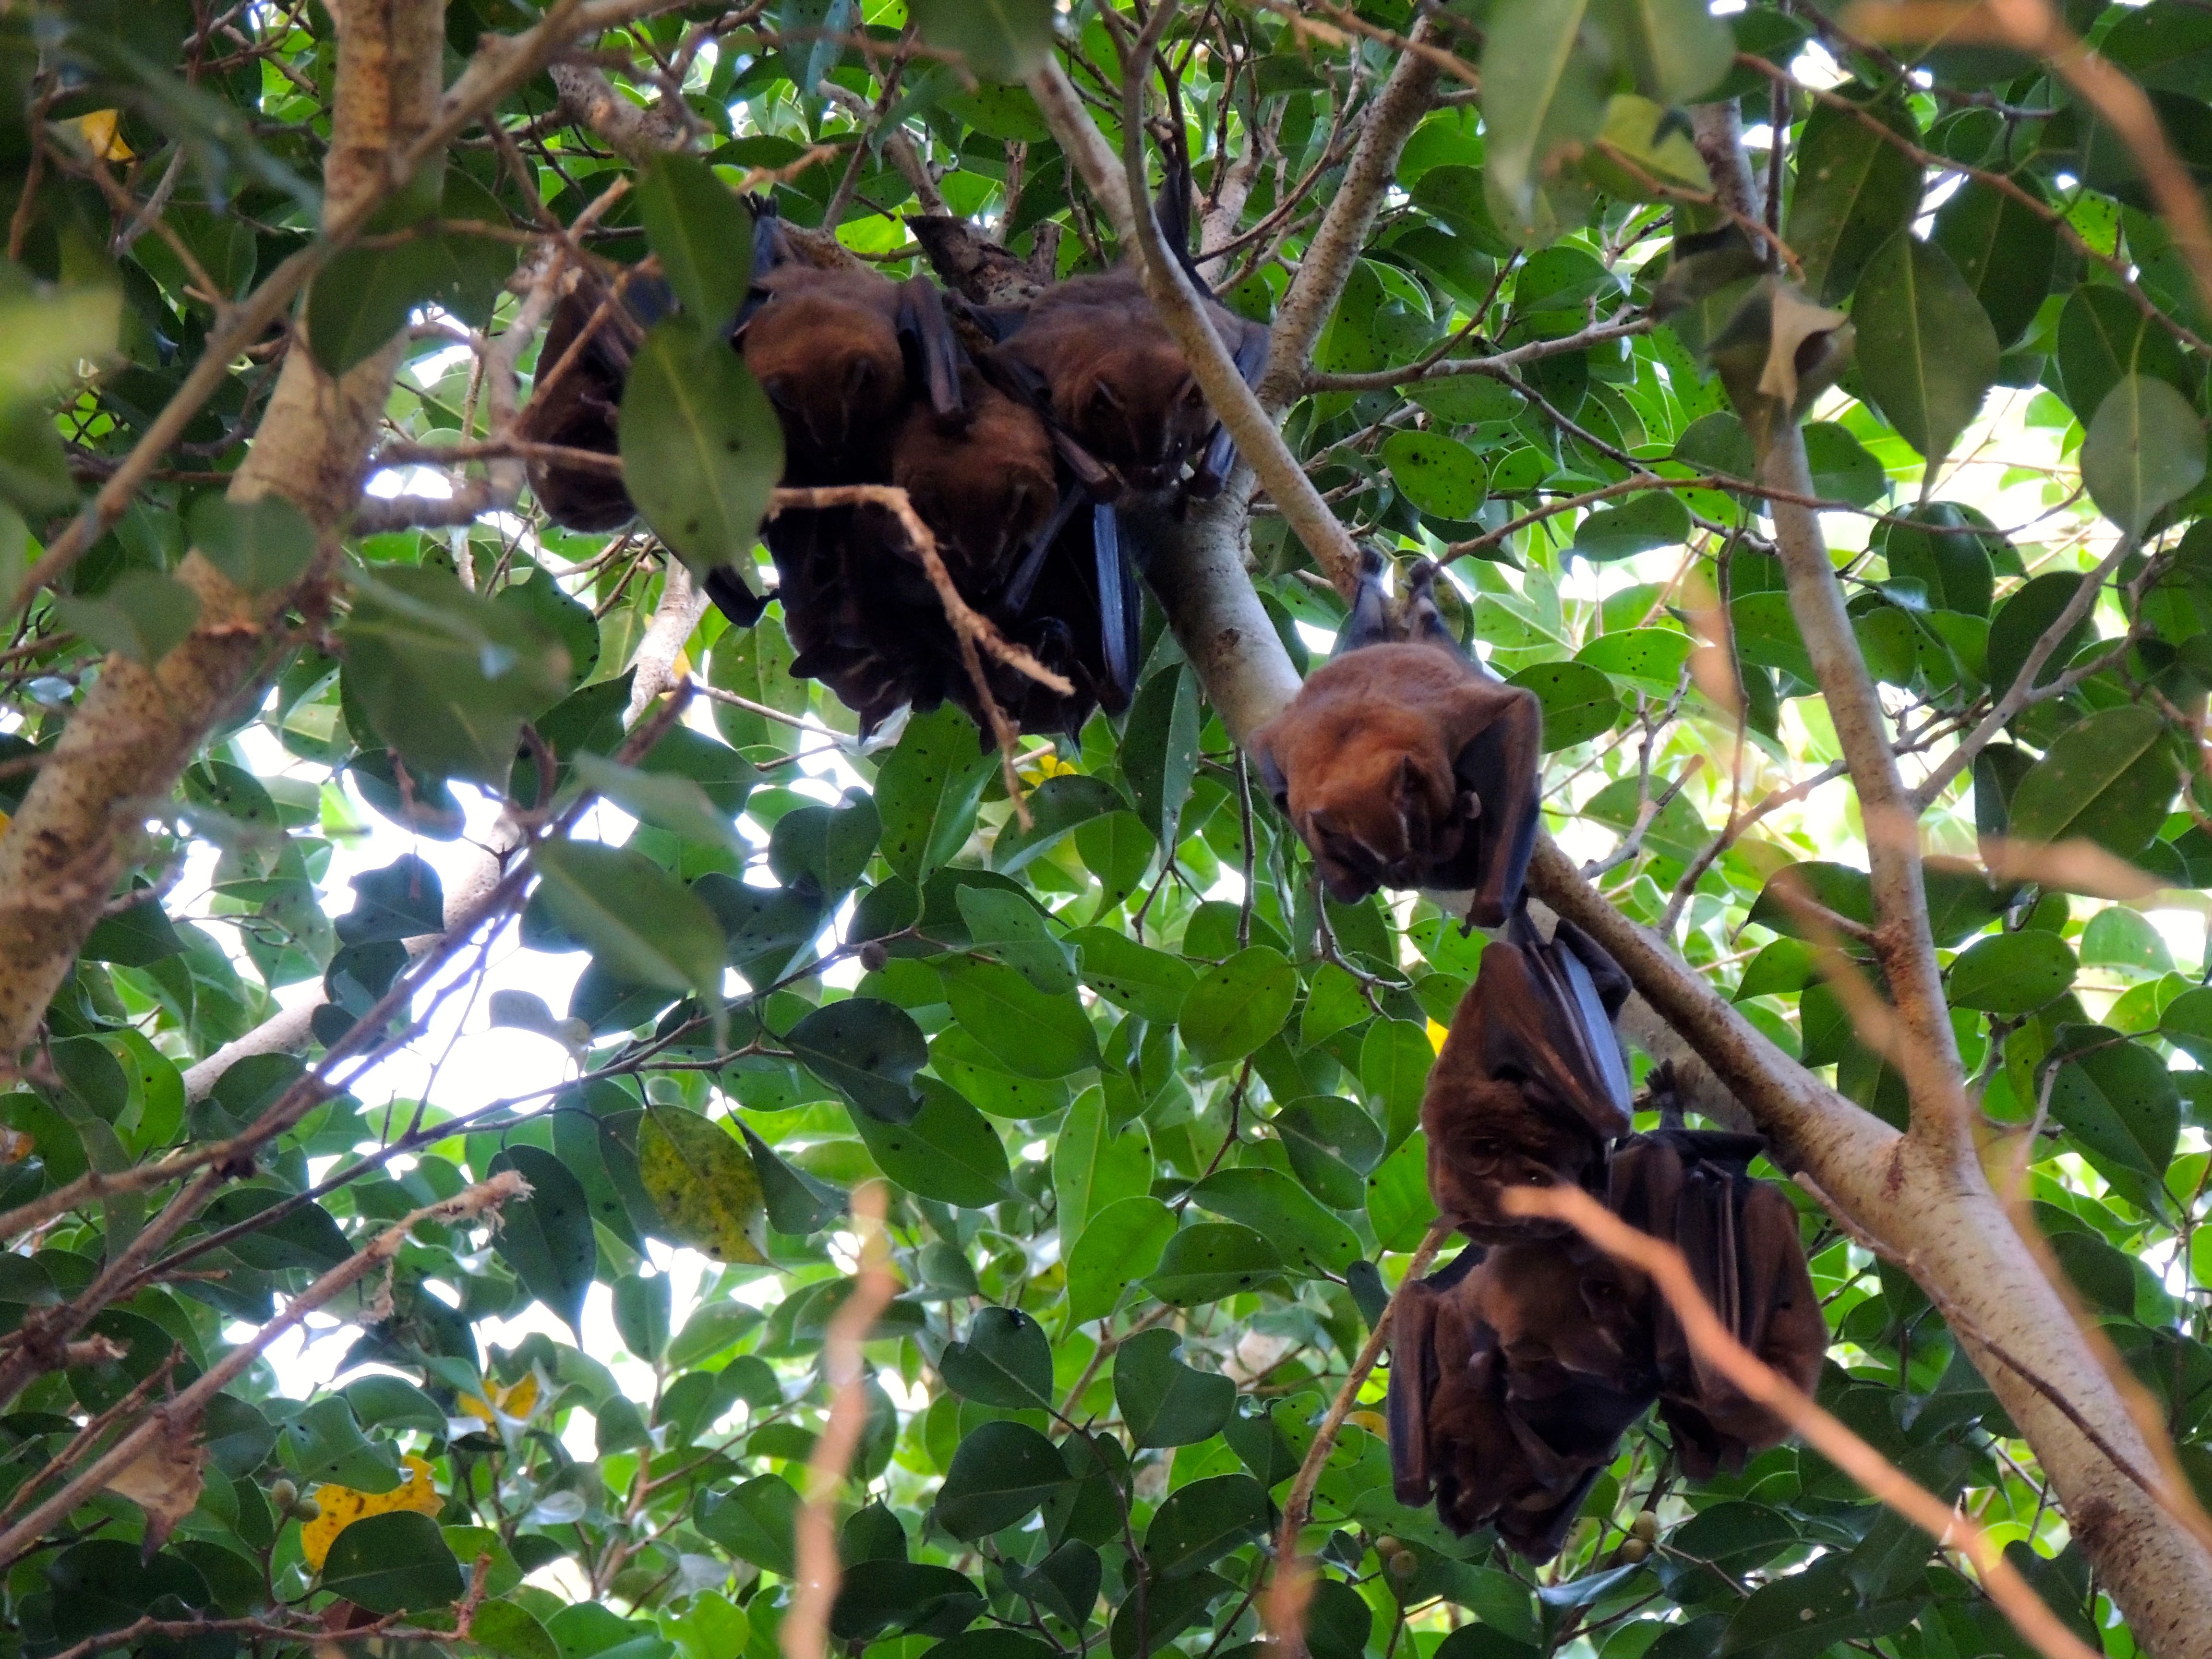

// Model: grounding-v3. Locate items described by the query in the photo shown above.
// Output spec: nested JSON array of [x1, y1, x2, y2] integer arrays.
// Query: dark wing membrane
[[1474, 942, 1631, 1140]]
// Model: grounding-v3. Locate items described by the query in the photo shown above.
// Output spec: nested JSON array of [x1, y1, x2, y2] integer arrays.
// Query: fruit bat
[[521, 270, 673, 534], [1389, 1240, 1658, 1562], [1249, 550, 1543, 926], [1421, 911, 1635, 1242], [1607, 1129, 1827, 1478], [737, 262, 965, 484]]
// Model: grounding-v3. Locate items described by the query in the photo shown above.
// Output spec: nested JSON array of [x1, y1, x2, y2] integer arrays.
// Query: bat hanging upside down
[[1423, 911, 1635, 1241], [1250, 548, 1543, 927]]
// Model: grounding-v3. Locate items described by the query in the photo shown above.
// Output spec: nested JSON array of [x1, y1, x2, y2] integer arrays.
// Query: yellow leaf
[[1347, 1409, 1390, 1438], [301, 1454, 442, 1572], [0, 809, 11, 838], [1426, 1019, 1449, 1055], [458, 1370, 540, 1426], [71, 109, 133, 162]]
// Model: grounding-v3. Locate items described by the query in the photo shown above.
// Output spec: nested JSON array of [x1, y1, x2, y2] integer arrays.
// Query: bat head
[[1274, 712, 1469, 902], [1061, 342, 1211, 489], [890, 383, 1058, 586], [740, 287, 907, 474], [1479, 1242, 1656, 1393], [1422, 1077, 1609, 1241]]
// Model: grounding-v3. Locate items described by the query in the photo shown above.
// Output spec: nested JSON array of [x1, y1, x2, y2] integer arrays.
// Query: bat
[[521, 270, 673, 533], [737, 263, 966, 483], [1607, 1129, 1826, 1477], [888, 368, 1058, 591], [1390, 1240, 1659, 1562], [1421, 911, 1634, 1242], [1249, 550, 1543, 926]]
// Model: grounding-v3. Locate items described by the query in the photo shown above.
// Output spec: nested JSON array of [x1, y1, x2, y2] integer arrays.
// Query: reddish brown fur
[[890, 372, 1057, 589], [739, 266, 908, 480], [1002, 271, 1212, 488]]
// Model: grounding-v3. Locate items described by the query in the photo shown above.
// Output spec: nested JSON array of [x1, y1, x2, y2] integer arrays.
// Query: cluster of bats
[[524, 193, 1265, 739], [1253, 553, 1824, 1562]]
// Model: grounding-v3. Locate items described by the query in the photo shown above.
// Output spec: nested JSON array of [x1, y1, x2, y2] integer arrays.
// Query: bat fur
[[1250, 549, 1542, 926]]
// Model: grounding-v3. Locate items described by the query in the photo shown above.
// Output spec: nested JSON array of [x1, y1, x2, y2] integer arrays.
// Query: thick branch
[[1025, 58, 1362, 594], [1256, 20, 1440, 413]]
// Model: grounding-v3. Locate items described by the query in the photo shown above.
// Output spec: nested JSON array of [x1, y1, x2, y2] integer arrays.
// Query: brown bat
[[1390, 1242, 1658, 1562], [998, 269, 1234, 492], [521, 271, 674, 534], [738, 263, 963, 484], [1608, 1129, 1827, 1477], [1422, 913, 1635, 1242], [888, 368, 1059, 592], [1250, 550, 1543, 926]]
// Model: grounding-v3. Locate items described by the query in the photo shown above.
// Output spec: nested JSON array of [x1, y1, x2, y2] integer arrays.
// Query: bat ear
[[1250, 738, 1289, 809], [1178, 374, 1204, 409], [846, 356, 880, 399], [1088, 375, 1122, 415]]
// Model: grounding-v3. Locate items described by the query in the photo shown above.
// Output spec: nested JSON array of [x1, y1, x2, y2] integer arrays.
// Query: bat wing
[[896, 276, 966, 421], [1187, 310, 1270, 497], [1093, 504, 1142, 708], [1332, 545, 1398, 659], [1437, 682, 1544, 929], [1387, 1277, 1444, 1504], [1474, 941, 1632, 1142]]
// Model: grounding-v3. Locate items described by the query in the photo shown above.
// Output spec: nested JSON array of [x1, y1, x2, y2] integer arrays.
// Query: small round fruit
[[1632, 1510, 1659, 1542], [1388, 1550, 1419, 1581], [1373, 1535, 1401, 1560], [268, 1478, 298, 1511], [289, 1496, 321, 1522], [1620, 1536, 1651, 1563]]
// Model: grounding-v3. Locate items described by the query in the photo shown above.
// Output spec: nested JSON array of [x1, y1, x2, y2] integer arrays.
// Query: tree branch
[[1255, 17, 1440, 413]]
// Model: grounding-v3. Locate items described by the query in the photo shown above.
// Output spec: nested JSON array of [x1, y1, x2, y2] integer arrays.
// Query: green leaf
[[490, 1144, 597, 1338], [1480, 0, 1611, 236], [531, 840, 726, 1008], [55, 570, 199, 664], [1052, 1087, 1152, 1239], [935, 1420, 1069, 1538], [1142, 1473, 1270, 1579], [1123, 664, 1203, 848], [992, 775, 1124, 871], [1594, 0, 1733, 103], [1576, 626, 1694, 692], [335, 854, 443, 945], [1361, 1018, 1435, 1151], [2081, 907, 2176, 975], [876, 704, 999, 883], [736, 1121, 845, 1236], [199, 1184, 350, 1271], [696, 1475, 798, 1577], [1272, 1096, 1384, 1210], [1366, 1132, 1434, 1252], [1179, 947, 1297, 1068], [2046, 1025, 2180, 1180], [1189, 1167, 1362, 1275], [309, 223, 516, 376], [2057, 284, 2194, 430], [47, 1542, 209, 1642], [636, 153, 752, 336], [1803, 421, 1890, 507], [319, 1510, 464, 1614], [940, 960, 1097, 1079], [1074, 811, 1157, 909], [1113, 1328, 1236, 1448], [343, 566, 570, 785], [707, 612, 799, 750], [939, 1306, 1053, 1407], [829, 1563, 984, 1645], [1985, 571, 2096, 696], [1065, 1196, 1176, 1328], [909, 0, 1056, 81], [189, 494, 317, 594], [1572, 492, 1691, 561], [1948, 931, 2078, 1015], [1881, 504, 1996, 617], [2083, 373, 2207, 535], [849, 1080, 1013, 1207], [1503, 661, 1621, 750], [574, 751, 747, 857], [1070, 927, 1196, 1022], [1146, 1222, 1284, 1306], [785, 998, 926, 1122], [618, 316, 784, 579], [473, 1601, 560, 1659], [1929, 174, 2057, 348], [1853, 233, 1999, 464], [1382, 430, 1487, 519], [2008, 705, 2176, 858], [956, 888, 1075, 994], [1782, 94, 1923, 303], [636, 1105, 768, 1264]]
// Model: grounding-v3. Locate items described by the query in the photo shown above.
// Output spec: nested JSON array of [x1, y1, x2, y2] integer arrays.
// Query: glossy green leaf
[[2083, 373, 2206, 535], [939, 1306, 1052, 1407], [1114, 1327, 1236, 1449], [2008, 705, 2176, 857], [935, 1420, 1068, 1538], [1179, 947, 1298, 1068], [490, 1144, 597, 1337], [1065, 1196, 1176, 1329], [318, 1511, 464, 1614], [637, 153, 752, 335], [1145, 1222, 1284, 1306], [1506, 660, 1621, 749], [1853, 233, 2000, 464], [532, 840, 726, 1006], [1947, 931, 2078, 1015], [618, 316, 784, 579]]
